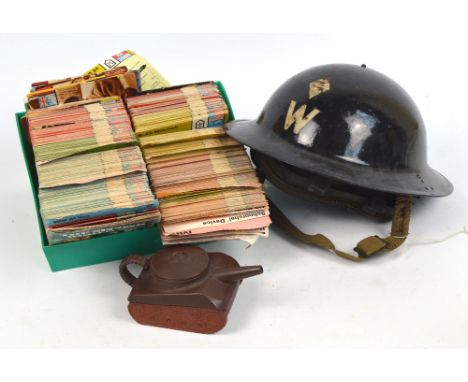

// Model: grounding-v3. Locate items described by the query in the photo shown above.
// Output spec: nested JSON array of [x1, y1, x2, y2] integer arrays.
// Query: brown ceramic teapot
[[119, 245, 263, 334]]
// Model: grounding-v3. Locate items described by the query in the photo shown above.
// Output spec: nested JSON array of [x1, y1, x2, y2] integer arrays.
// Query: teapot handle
[[119, 254, 148, 286]]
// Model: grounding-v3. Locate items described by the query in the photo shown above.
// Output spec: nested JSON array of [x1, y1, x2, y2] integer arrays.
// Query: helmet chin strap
[[267, 195, 412, 261], [250, 149, 412, 260]]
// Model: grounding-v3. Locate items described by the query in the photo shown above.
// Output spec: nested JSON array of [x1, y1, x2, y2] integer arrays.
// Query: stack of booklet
[[26, 97, 160, 244], [126, 82, 229, 136], [27, 67, 141, 109], [139, 128, 271, 245], [27, 49, 170, 110]]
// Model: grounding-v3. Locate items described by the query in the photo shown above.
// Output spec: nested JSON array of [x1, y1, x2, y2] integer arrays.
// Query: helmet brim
[[225, 119, 453, 197]]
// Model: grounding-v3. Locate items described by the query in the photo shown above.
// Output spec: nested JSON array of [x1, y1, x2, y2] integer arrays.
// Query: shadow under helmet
[[225, 64, 453, 261]]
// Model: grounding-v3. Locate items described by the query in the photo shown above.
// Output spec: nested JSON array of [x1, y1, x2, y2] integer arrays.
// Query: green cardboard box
[[16, 81, 234, 272]]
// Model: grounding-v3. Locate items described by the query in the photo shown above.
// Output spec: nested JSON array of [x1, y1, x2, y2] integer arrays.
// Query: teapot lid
[[150, 245, 209, 282]]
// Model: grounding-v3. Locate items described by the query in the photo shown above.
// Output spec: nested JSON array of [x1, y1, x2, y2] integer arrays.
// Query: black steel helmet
[[225, 64, 453, 261]]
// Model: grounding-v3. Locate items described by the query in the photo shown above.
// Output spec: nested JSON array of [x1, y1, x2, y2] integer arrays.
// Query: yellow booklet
[[85, 49, 170, 91]]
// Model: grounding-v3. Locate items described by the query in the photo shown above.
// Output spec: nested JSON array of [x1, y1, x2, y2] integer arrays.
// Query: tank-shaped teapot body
[[120, 245, 263, 334]]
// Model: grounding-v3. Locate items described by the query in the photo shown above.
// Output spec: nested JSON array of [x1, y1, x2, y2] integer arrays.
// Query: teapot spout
[[215, 265, 263, 283]]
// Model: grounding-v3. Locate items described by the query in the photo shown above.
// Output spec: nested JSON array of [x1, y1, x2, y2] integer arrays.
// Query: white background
[[0, 33, 467, 349]]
